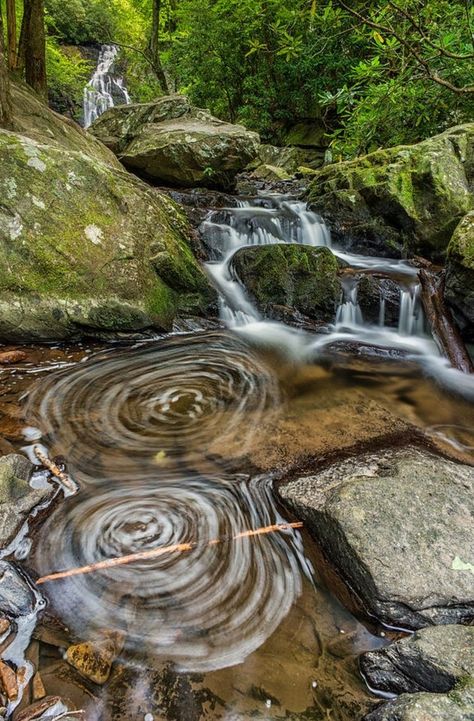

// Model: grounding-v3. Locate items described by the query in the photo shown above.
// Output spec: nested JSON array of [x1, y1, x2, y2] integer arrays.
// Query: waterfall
[[201, 194, 440, 363], [83, 45, 131, 129]]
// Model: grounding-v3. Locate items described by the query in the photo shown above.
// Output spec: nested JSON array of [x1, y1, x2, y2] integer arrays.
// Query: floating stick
[[36, 522, 303, 585], [33, 445, 77, 495]]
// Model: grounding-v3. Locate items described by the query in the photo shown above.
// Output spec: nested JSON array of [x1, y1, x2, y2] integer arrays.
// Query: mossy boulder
[[445, 211, 474, 340], [230, 244, 341, 325], [0, 130, 215, 342], [90, 95, 260, 190], [247, 144, 324, 173], [250, 164, 293, 182], [306, 124, 474, 259]]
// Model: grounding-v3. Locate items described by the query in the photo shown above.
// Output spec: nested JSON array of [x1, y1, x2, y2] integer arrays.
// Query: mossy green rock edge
[[231, 244, 341, 324], [0, 128, 216, 342], [445, 211, 474, 340], [306, 123, 474, 260]]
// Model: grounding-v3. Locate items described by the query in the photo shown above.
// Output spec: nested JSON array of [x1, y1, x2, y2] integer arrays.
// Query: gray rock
[[90, 95, 260, 190], [279, 447, 474, 628], [445, 211, 474, 341], [0, 561, 39, 617], [0, 455, 52, 549], [365, 682, 474, 721], [360, 625, 474, 695], [356, 275, 401, 327], [306, 123, 474, 260]]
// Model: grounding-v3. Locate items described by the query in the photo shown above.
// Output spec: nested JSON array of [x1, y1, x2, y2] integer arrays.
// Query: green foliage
[[46, 39, 91, 118]]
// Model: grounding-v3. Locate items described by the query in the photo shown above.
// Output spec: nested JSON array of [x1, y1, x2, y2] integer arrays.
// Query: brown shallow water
[[0, 334, 473, 720]]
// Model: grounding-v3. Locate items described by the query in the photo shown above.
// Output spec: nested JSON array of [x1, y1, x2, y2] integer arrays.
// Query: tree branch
[[336, 0, 474, 94], [388, 0, 474, 60]]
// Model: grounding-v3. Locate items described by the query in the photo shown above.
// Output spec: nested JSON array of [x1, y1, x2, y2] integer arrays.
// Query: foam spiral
[[35, 474, 305, 671], [26, 331, 280, 480]]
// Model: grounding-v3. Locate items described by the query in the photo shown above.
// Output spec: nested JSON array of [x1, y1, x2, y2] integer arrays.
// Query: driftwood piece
[[419, 268, 473, 374], [33, 446, 77, 495], [36, 522, 303, 585]]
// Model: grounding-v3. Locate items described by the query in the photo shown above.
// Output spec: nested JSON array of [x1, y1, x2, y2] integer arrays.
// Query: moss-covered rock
[[230, 244, 341, 325], [247, 144, 324, 173], [90, 95, 260, 190], [0, 129, 215, 342], [306, 124, 474, 259], [250, 164, 293, 182], [445, 211, 474, 340]]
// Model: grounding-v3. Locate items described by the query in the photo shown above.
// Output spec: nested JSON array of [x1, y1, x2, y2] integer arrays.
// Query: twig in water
[[36, 522, 303, 585], [33, 446, 77, 495]]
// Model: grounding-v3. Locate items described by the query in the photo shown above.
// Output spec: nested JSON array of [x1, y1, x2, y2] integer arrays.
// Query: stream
[[0, 193, 473, 720]]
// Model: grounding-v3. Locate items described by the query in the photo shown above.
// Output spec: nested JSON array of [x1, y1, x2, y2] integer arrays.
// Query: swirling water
[[5, 193, 473, 719]]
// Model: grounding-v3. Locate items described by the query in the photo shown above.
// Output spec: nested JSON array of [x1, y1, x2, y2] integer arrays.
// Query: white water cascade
[[201, 193, 474, 397], [83, 45, 131, 129]]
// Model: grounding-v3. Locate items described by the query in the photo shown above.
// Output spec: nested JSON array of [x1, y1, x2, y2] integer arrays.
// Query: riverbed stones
[[230, 244, 341, 325], [365, 681, 474, 721], [279, 447, 474, 628], [306, 123, 474, 260], [360, 625, 474, 695], [445, 211, 474, 341], [0, 455, 52, 550], [65, 631, 124, 685], [0, 118, 215, 341], [90, 95, 260, 190]]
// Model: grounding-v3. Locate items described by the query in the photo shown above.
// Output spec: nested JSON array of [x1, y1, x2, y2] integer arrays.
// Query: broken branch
[[36, 522, 303, 585], [33, 446, 77, 495]]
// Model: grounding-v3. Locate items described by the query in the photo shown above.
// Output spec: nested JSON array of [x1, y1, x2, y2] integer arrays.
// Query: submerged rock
[[0, 116, 215, 342], [279, 447, 474, 628], [231, 244, 341, 325], [66, 631, 124, 685], [360, 625, 474, 695], [365, 681, 474, 721], [306, 124, 474, 259], [90, 95, 260, 190], [445, 211, 474, 340]]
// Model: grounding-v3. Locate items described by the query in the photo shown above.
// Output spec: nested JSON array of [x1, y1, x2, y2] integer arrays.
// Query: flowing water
[[1, 194, 474, 720], [83, 45, 131, 129]]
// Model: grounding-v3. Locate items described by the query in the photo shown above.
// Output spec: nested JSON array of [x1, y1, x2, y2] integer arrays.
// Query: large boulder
[[247, 144, 324, 173], [90, 95, 260, 190], [306, 124, 474, 259], [0, 97, 215, 341], [365, 681, 474, 721], [360, 625, 474, 695], [230, 244, 341, 326], [279, 447, 474, 629], [445, 211, 474, 340]]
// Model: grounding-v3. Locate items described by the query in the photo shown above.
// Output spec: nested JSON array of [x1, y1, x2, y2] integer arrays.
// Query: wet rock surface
[[306, 123, 474, 260], [0, 455, 52, 550], [365, 681, 474, 721], [90, 95, 260, 190], [231, 244, 341, 325], [279, 446, 474, 628], [355, 275, 402, 327], [445, 210, 474, 341], [360, 625, 474, 695]]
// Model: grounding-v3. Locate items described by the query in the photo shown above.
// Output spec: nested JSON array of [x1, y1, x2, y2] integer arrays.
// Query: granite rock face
[[279, 447, 474, 628]]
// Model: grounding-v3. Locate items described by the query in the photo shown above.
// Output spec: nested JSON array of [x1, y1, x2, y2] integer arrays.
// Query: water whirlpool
[[26, 331, 281, 480], [28, 331, 305, 671], [34, 474, 305, 671]]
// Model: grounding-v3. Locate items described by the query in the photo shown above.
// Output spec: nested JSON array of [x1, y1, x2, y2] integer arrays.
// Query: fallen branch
[[419, 268, 473, 374], [33, 446, 77, 495], [36, 522, 303, 585]]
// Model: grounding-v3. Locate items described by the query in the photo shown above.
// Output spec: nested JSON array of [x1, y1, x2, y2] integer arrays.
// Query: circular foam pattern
[[26, 331, 280, 480], [35, 473, 305, 672]]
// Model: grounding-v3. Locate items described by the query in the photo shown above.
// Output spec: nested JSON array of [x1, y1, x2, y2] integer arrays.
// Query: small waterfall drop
[[83, 45, 131, 129]]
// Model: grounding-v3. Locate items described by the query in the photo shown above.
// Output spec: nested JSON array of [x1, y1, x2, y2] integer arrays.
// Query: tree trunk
[[6, 0, 17, 70], [17, 0, 32, 73], [419, 268, 473, 374], [24, 0, 47, 98], [0, 4, 13, 129], [148, 0, 169, 94]]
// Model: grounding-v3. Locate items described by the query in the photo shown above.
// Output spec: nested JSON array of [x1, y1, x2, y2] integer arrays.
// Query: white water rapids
[[203, 194, 474, 398], [83, 45, 131, 129]]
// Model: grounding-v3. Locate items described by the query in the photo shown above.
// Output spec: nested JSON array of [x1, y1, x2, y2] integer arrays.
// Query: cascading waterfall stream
[[83, 45, 131, 129], [202, 193, 474, 398]]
